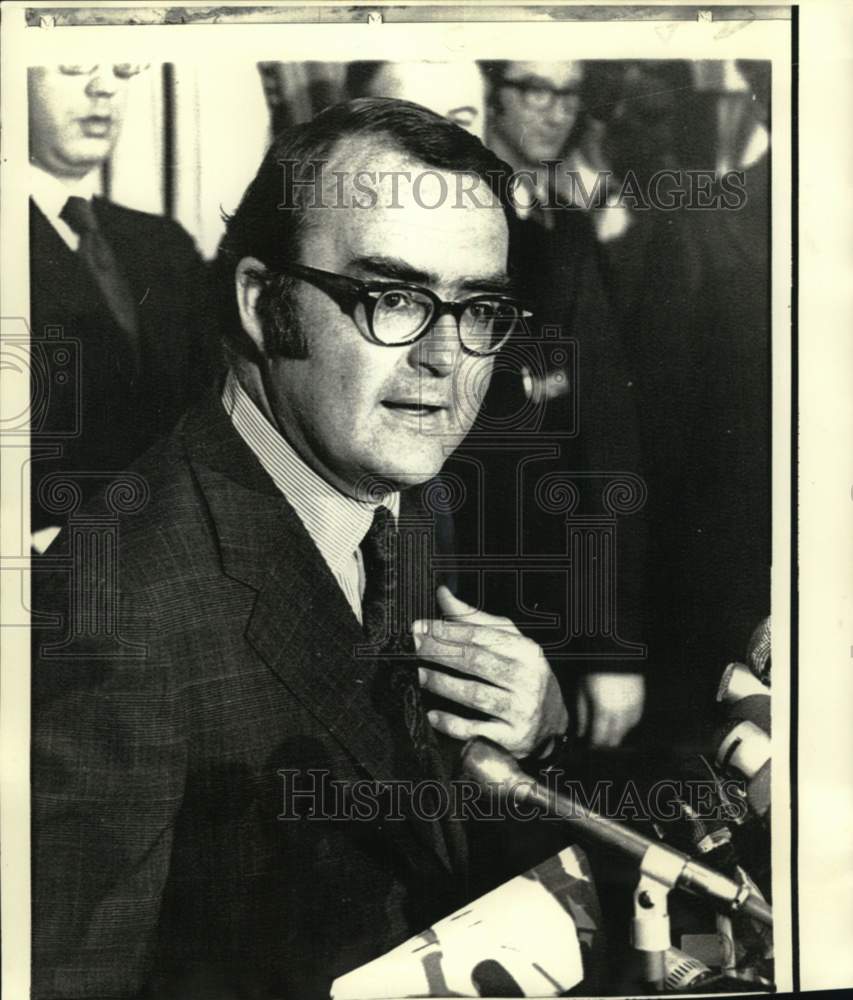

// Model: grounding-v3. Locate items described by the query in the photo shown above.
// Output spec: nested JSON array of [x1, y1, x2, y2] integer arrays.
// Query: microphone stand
[[461, 737, 773, 993], [631, 844, 683, 991]]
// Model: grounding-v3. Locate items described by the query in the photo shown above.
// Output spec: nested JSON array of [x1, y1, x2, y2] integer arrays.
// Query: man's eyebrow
[[347, 255, 433, 285], [508, 75, 575, 91], [457, 273, 515, 294], [348, 256, 515, 295]]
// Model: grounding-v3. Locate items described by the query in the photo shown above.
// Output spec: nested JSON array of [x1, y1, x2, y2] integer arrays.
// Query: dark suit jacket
[[602, 162, 771, 735], [450, 208, 649, 674], [31, 392, 468, 1000], [29, 198, 218, 532]]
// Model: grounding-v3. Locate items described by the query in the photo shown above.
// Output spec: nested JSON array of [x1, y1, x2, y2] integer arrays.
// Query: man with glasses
[[32, 98, 572, 999], [484, 60, 585, 185], [27, 64, 215, 552]]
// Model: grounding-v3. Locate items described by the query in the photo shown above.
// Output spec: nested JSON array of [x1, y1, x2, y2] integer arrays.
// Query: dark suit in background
[[603, 160, 771, 739], [454, 208, 648, 672], [29, 197, 218, 533], [31, 392, 468, 1000], [444, 207, 649, 909]]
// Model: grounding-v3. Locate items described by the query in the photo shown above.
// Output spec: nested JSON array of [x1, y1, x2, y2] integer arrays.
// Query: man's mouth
[[534, 133, 567, 149], [381, 400, 446, 417], [79, 116, 113, 137]]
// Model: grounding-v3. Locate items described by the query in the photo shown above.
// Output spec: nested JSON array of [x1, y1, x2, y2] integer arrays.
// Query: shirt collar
[[29, 163, 100, 248], [29, 162, 98, 213], [222, 370, 400, 576]]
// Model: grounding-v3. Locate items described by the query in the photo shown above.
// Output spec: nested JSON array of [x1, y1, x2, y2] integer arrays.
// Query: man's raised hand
[[413, 585, 568, 759]]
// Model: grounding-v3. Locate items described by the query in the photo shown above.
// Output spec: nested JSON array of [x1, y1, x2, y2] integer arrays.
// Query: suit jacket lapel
[[183, 392, 455, 872]]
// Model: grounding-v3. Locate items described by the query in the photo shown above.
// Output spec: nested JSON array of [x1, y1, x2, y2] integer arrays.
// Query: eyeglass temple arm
[[279, 262, 364, 312]]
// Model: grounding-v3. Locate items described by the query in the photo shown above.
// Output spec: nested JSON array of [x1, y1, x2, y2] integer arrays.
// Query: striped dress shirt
[[222, 371, 400, 622]]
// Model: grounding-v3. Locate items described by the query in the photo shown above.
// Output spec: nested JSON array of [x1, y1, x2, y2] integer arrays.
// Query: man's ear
[[235, 257, 268, 355]]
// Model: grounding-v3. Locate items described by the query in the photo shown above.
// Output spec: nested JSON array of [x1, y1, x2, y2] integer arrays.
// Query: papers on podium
[[331, 843, 599, 998]]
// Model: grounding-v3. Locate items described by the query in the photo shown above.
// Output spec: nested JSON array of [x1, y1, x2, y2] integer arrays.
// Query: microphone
[[461, 738, 772, 927], [746, 617, 771, 686], [714, 626, 772, 820], [714, 719, 771, 818], [663, 947, 714, 991], [717, 660, 768, 704], [717, 662, 770, 735]]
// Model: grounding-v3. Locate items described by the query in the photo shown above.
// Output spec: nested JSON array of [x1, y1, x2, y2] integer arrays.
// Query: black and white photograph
[[1, 3, 850, 999]]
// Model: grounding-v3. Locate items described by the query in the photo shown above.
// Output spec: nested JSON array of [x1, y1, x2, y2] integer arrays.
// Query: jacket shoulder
[[95, 198, 202, 266], [114, 421, 219, 567]]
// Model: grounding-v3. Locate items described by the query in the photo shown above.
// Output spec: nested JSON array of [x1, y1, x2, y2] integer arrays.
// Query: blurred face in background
[[366, 62, 486, 139], [489, 60, 584, 169], [28, 64, 139, 178]]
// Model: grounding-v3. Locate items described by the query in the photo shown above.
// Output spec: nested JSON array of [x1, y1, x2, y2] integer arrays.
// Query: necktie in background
[[60, 196, 140, 376]]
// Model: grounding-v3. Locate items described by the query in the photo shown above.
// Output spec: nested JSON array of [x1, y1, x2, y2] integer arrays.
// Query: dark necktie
[[360, 505, 463, 871], [60, 196, 140, 374], [360, 506, 432, 771]]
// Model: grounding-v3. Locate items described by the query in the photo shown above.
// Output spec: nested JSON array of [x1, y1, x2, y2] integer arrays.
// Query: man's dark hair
[[479, 60, 512, 116], [217, 96, 515, 359]]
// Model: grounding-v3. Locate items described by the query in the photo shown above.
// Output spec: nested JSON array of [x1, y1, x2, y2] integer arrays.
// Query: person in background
[[478, 60, 648, 749], [28, 64, 216, 552], [484, 59, 584, 193], [587, 60, 771, 739], [345, 60, 486, 137]]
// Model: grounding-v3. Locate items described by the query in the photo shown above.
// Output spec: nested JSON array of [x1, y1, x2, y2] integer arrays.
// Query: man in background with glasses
[[32, 98, 575, 999], [27, 64, 216, 553], [484, 60, 585, 189]]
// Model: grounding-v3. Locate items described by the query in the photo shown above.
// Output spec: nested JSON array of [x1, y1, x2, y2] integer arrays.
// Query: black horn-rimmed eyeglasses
[[501, 78, 583, 115], [268, 262, 531, 356]]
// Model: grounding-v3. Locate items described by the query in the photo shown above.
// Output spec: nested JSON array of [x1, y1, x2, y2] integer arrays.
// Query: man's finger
[[426, 710, 513, 747], [591, 712, 625, 748], [609, 720, 631, 746], [413, 631, 516, 687], [435, 585, 510, 627], [590, 710, 612, 748], [412, 618, 524, 650], [418, 667, 512, 719], [575, 689, 589, 739]]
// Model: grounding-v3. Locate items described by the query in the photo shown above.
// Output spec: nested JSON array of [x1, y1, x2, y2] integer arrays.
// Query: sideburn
[[256, 273, 310, 360]]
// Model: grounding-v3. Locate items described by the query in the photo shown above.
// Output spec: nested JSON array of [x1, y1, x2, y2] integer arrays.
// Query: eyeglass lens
[[526, 87, 580, 112], [373, 289, 434, 343], [372, 289, 520, 354], [460, 301, 520, 354]]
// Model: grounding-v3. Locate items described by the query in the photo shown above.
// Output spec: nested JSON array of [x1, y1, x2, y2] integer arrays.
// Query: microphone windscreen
[[747, 759, 772, 818], [715, 719, 771, 780], [726, 694, 771, 735], [746, 617, 771, 685], [717, 661, 768, 704], [663, 947, 714, 991]]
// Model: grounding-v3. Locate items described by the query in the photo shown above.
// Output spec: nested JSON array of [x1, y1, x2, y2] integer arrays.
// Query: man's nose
[[85, 69, 120, 98], [544, 101, 574, 127], [408, 313, 462, 376]]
